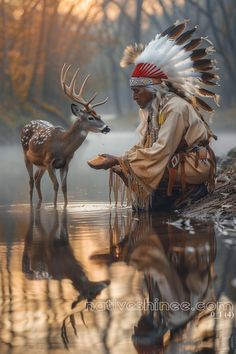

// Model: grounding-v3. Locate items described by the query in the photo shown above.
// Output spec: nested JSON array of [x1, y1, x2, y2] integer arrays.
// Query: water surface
[[0, 203, 235, 353]]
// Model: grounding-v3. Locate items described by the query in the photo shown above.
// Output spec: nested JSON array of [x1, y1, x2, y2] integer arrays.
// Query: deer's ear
[[71, 104, 80, 116]]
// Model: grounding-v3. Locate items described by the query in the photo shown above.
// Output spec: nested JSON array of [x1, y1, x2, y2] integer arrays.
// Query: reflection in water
[[91, 213, 217, 353], [0, 206, 140, 354], [23, 209, 111, 348], [127, 214, 216, 353], [0, 206, 235, 353], [22, 209, 109, 302]]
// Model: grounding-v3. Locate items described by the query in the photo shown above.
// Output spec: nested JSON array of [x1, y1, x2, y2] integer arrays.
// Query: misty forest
[[0, 0, 236, 143]]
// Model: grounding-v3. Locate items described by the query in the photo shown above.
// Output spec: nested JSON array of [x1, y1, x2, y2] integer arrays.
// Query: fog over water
[[0, 130, 235, 205]]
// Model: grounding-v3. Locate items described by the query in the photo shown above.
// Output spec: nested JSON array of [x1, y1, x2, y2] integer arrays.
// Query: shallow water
[[0, 131, 236, 353], [0, 203, 235, 353]]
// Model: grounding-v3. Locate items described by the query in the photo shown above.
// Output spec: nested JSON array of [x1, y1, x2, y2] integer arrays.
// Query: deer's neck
[[62, 123, 88, 154]]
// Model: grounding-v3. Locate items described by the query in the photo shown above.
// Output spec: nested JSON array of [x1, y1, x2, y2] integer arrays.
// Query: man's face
[[132, 87, 154, 109]]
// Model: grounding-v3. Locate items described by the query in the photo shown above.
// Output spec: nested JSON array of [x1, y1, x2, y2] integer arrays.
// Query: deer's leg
[[60, 165, 69, 208], [47, 167, 59, 208], [59, 209, 69, 243], [34, 168, 45, 199], [24, 157, 34, 204], [22, 208, 34, 274], [34, 168, 45, 208]]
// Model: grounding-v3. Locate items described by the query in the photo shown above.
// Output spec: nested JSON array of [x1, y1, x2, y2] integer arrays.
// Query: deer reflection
[[131, 215, 216, 353], [22, 209, 109, 304]]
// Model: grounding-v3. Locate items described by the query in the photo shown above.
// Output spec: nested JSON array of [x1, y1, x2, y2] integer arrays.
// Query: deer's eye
[[88, 116, 94, 120]]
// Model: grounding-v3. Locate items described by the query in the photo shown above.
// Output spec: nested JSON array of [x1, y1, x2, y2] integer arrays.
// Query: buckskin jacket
[[119, 93, 216, 207]]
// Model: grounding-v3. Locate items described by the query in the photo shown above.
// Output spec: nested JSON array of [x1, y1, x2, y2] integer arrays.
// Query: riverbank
[[181, 147, 236, 222]]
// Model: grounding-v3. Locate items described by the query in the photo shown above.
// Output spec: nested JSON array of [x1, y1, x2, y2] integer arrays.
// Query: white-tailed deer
[[21, 64, 110, 208]]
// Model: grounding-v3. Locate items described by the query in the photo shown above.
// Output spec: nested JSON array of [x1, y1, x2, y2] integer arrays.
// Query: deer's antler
[[60, 63, 108, 111]]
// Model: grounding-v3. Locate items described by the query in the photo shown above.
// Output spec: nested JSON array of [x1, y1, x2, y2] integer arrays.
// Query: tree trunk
[[27, 0, 47, 101], [206, 0, 236, 84], [0, 0, 12, 97], [101, 2, 123, 115], [42, 0, 60, 102], [133, 0, 143, 43]]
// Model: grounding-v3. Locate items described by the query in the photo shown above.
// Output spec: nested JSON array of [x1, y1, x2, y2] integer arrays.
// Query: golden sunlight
[[58, 0, 184, 22]]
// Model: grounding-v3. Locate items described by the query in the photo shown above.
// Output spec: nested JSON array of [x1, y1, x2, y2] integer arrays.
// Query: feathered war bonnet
[[120, 20, 220, 113]]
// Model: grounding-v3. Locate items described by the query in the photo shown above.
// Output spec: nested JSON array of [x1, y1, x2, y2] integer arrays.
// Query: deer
[[21, 64, 110, 208]]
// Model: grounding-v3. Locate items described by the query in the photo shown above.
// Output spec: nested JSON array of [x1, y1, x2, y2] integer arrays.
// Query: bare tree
[[0, 0, 12, 96], [185, 0, 236, 103], [27, 0, 47, 101]]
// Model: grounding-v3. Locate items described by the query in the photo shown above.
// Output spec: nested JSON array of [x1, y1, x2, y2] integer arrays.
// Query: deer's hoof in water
[[36, 200, 42, 210]]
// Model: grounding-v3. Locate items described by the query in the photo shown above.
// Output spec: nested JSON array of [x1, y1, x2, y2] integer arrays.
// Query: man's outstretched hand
[[87, 154, 119, 170]]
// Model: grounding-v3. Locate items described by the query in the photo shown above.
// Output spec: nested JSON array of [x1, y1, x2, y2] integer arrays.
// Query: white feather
[[179, 71, 200, 78], [171, 49, 191, 63], [155, 41, 177, 67], [174, 58, 193, 71], [135, 36, 167, 64], [159, 45, 184, 65]]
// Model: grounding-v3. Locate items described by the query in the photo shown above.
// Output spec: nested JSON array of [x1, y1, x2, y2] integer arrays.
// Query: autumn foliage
[[0, 0, 236, 137]]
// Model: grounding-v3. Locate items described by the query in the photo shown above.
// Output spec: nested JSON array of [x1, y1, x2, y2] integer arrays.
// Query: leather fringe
[[109, 168, 128, 206], [109, 160, 152, 211]]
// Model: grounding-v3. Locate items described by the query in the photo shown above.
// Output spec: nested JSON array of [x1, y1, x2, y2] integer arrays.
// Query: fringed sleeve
[[109, 109, 150, 208]]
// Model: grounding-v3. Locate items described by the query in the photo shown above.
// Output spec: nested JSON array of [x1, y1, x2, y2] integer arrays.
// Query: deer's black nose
[[102, 126, 110, 134]]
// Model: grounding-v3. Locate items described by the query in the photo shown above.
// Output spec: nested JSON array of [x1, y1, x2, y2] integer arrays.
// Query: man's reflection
[[102, 212, 216, 353], [133, 215, 216, 353]]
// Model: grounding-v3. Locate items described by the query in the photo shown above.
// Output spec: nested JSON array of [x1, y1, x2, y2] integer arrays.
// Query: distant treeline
[[0, 0, 236, 127]]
